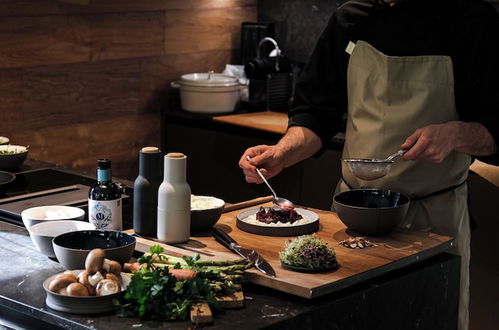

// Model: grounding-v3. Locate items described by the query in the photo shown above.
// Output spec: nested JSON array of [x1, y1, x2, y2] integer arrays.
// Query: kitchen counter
[[0, 219, 460, 330]]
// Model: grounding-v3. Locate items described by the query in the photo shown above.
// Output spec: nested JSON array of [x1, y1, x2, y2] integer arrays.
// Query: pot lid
[[180, 71, 239, 87]]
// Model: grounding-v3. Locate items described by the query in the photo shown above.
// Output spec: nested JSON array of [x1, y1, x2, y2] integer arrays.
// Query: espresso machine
[[244, 37, 294, 112]]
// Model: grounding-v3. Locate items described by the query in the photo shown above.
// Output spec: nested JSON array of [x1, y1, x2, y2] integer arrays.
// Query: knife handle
[[212, 227, 237, 250]]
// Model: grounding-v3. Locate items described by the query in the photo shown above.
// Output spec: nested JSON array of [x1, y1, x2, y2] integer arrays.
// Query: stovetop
[[0, 168, 132, 228]]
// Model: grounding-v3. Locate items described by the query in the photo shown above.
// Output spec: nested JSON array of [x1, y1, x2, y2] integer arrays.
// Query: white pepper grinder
[[157, 152, 191, 243]]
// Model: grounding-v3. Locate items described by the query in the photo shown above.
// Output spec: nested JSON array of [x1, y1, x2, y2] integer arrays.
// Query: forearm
[[451, 121, 497, 156], [276, 126, 323, 168]]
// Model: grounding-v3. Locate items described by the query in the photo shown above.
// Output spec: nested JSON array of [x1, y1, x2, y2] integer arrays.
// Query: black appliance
[[240, 22, 275, 66], [244, 37, 294, 112]]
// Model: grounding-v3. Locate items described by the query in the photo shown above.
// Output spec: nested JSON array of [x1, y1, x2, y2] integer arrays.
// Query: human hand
[[401, 122, 459, 163], [239, 145, 286, 183]]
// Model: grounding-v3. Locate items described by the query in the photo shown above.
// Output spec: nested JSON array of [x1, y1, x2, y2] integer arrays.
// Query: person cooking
[[239, 1, 499, 329]]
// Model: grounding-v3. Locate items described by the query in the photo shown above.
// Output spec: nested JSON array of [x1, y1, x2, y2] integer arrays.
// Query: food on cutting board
[[279, 235, 337, 271], [339, 236, 377, 249], [117, 245, 251, 321], [47, 248, 124, 297]]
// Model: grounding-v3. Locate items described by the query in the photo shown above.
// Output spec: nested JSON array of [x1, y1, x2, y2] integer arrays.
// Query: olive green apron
[[340, 40, 472, 330]]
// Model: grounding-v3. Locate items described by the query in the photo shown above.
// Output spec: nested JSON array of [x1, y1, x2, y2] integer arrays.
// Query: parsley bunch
[[115, 246, 217, 321]]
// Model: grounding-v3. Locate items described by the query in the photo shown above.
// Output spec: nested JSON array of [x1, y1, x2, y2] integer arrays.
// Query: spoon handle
[[246, 156, 277, 199], [386, 149, 408, 162]]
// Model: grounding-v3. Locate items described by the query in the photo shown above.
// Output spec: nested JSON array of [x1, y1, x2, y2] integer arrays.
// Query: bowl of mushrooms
[[43, 248, 131, 314]]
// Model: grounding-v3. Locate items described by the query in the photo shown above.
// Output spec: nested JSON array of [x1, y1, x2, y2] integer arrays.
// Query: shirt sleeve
[[288, 13, 349, 155], [455, 2, 499, 165]]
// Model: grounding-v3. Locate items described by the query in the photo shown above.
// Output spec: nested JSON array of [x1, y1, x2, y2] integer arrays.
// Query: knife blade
[[212, 227, 276, 277]]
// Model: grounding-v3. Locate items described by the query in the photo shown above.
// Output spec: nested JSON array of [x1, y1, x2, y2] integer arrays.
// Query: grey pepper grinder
[[133, 146, 162, 237]]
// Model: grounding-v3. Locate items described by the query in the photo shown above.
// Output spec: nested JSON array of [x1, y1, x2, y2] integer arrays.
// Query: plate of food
[[236, 206, 319, 236]]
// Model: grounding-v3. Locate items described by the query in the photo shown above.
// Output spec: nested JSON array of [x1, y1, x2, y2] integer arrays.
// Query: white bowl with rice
[[190, 195, 225, 233]]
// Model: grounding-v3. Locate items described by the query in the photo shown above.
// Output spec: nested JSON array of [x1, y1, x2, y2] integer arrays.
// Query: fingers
[[239, 145, 270, 183], [401, 124, 455, 163]]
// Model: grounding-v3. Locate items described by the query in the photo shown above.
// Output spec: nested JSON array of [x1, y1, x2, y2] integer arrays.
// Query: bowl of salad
[[0, 144, 28, 170]]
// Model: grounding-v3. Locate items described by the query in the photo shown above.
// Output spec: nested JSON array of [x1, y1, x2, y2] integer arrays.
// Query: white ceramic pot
[[171, 72, 241, 114]]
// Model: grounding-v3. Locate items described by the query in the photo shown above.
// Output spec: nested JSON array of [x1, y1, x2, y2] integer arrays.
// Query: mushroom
[[95, 279, 120, 296], [66, 282, 90, 297], [88, 271, 104, 288], [77, 270, 96, 295], [85, 249, 122, 275], [105, 272, 122, 286], [48, 273, 77, 293]]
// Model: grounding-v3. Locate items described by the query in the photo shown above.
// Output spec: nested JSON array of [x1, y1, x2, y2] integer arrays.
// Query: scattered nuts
[[339, 237, 377, 249]]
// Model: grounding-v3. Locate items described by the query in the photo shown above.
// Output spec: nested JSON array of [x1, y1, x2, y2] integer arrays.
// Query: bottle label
[[88, 198, 122, 230]]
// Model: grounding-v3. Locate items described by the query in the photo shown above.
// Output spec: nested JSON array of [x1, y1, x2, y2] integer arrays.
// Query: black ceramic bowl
[[52, 230, 136, 270], [333, 189, 410, 236], [190, 195, 225, 233]]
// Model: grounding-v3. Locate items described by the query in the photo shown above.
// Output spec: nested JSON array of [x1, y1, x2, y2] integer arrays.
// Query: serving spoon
[[246, 156, 296, 209], [342, 149, 408, 181]]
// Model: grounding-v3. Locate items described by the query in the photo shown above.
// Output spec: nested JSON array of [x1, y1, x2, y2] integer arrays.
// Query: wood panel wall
[[0, 0, 257, 179]]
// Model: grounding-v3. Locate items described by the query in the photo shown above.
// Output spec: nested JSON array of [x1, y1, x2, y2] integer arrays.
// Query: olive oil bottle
[[88, 159, 123, 230]]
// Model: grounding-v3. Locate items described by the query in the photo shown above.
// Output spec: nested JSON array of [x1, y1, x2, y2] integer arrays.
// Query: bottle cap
[[97, 159, 111, 169], [141, 147, 160, 153], [166, 152, 185, 159]]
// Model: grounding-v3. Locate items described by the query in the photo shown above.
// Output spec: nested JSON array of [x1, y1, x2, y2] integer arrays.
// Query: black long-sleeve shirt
[[289, 0, 499, 165]]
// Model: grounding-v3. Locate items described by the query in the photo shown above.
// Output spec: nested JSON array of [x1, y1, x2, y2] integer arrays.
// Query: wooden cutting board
[[131, 202, 453, 299], [213, 111, 288, 134]]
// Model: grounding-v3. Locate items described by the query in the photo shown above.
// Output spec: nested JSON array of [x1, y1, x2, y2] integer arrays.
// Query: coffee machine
[[244, 37, 294, 112]]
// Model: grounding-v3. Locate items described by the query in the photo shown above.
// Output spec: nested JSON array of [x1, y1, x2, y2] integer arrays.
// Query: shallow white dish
[[21, 205, 86, 229], [43, 270, 130, 314], [0, 136, 9, 145], [29, 220, 95, 258], [236, 207, 320, 236]]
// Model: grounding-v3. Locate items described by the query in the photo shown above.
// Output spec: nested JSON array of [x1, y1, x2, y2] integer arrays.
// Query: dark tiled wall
[[259, 0, 499, 65], [258, 0, 347, 65]]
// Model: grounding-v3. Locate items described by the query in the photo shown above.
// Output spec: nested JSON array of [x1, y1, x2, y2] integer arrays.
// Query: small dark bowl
[[333, 189, 410, 236], [53, 230, 136, 270], [190, 195, 225, 233]]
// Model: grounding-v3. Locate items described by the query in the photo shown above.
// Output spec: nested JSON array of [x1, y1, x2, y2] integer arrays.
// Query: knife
[[212, 227, 276, 277]]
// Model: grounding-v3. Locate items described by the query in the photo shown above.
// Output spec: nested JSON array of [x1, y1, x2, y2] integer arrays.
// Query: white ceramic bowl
[[0, 136, 9, 145], [0, 144, 28, 170], [21, 205, 86, 229], [28, 220, 95, 258]]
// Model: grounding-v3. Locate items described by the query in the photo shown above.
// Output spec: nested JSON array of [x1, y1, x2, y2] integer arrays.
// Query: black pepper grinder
[[133, 147, 162, 237]]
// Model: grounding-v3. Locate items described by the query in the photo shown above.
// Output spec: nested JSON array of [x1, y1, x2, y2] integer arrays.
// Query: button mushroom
[[105, 272, 122, 286], [48, 273, 77, 293], [96, 279, 120, 296], [77, 270, 96, 295], [88, 271, 104, 288], [66, 282, 90, 297], [85, 248, 122, 275]]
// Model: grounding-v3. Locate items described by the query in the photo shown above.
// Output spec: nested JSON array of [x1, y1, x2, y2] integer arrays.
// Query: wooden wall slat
[[10, 114, 161, 179], [0, 12, 164, 69], [164, 7, 258, 53], [0, 0, 257, 17], [19, 59, 140, 129]]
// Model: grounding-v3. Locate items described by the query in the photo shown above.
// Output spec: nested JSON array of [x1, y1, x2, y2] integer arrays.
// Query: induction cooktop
[[0, 168, 131, 228]]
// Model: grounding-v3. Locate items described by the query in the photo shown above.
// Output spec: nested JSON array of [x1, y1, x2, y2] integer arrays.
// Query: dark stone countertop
[[0, 218, 459, 330]]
